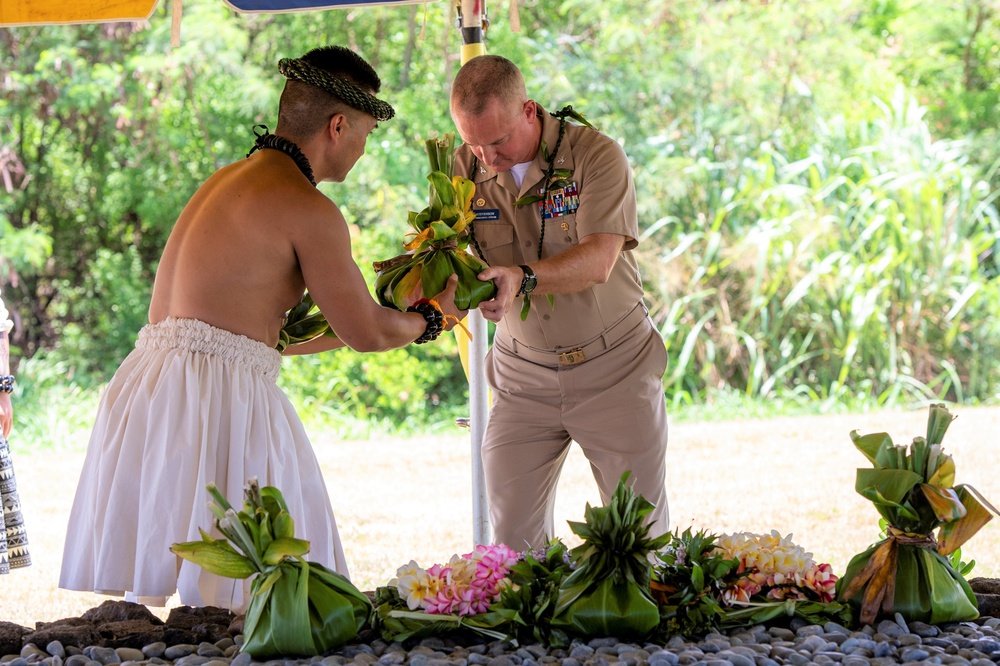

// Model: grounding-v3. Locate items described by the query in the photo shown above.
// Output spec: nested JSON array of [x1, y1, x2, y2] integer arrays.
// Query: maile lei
[[467, 105, 596, 319]]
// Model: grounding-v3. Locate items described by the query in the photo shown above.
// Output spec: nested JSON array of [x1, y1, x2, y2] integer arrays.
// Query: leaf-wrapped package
[[276, 292, 337, 353], [171, 481, 372, 658], [837, 404, 998, 625], [374, 134, 496, 311], [550, 472, 670, 640]]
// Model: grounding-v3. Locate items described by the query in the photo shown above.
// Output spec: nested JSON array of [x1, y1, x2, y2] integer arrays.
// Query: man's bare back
[[148, 150, 324, 349]]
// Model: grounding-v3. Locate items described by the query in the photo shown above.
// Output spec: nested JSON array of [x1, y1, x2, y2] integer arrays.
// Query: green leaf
[[918, 483, 966, 523], [514, 194, 545, 207], [855, 467, 922, 506], [391, 263, 423, 309], [262, 537, 311, 565], [170, 539, 258, 579]]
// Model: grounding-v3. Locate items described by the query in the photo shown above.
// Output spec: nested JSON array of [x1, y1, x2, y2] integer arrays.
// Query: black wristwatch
[[517, 265, 537, 296]]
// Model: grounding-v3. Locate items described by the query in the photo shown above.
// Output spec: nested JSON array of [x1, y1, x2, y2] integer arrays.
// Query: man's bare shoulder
[[149, 155, 349, 344]]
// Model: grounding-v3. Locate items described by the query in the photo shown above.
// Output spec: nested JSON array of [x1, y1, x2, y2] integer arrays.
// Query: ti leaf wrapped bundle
[[374, 134, 496, 311], [171, 481, 372, 658], [837, 404, 999, 625], [276, 292, 337, 353], [551, 472, 670, 640]]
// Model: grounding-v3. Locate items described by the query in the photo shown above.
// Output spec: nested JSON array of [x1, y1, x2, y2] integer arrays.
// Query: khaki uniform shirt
[[455, 105, 645, 351]]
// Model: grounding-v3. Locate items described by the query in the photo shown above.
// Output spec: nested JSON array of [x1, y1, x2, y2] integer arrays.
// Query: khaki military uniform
[[455, 105, 670, 549]]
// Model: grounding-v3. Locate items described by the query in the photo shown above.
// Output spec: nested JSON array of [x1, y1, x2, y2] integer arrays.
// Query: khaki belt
[[507, 304, 650, 367]]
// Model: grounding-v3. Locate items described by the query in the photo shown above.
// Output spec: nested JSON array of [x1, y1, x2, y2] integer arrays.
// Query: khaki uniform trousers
[[482, 316, 670, 550]]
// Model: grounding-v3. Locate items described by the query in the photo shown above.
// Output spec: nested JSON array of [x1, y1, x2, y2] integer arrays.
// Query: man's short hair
[[276, 46, 390, 139], [450, 55, 527, 118]]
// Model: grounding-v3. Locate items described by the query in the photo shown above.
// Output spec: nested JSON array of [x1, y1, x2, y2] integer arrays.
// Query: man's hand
[[475, 265, 524, 322], [428, 274, 469, 329]]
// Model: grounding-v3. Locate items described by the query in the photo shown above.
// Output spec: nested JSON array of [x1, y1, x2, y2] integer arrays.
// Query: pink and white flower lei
[[717, 531, 838, 605], [393, 544, 522, 616]]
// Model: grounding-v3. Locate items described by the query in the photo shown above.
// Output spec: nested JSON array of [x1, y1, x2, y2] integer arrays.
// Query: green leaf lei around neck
[[467, 105, 596, 320]]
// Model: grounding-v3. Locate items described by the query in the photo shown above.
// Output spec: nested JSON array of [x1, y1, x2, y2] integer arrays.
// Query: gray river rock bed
[[2, 579, 998, 666]]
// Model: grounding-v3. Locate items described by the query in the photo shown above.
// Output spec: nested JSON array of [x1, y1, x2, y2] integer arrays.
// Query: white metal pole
[[468, 310, 491, 545], [457, 0, 491, 546]]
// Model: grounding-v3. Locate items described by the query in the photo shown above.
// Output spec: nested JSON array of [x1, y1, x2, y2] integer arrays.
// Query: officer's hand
[[476, 265, 523, 323]]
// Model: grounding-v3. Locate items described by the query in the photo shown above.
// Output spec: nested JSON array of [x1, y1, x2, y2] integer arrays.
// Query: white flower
[[395, 560, 440, 610]]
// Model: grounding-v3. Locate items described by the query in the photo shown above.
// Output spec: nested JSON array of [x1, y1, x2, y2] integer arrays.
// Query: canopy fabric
[[0, 0, 437, 27]]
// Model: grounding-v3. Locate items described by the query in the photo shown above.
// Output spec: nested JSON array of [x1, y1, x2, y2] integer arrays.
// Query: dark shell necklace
[[247, 124, 316, 187]]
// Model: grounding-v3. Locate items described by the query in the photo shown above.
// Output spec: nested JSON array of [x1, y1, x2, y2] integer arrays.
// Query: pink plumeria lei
[[716, 531, 838, 604], [392, 544, 522, 616]]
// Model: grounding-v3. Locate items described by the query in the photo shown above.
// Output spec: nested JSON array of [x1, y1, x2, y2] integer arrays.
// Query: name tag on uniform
[[474, 208, 500, 221], [541, 182, 580, 220]]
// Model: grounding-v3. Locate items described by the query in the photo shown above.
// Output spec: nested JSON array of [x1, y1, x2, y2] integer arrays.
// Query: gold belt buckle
[[558, 347, 586, 366]]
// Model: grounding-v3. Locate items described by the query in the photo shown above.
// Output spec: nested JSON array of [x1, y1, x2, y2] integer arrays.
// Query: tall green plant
[[638, 89, 1000, 408]]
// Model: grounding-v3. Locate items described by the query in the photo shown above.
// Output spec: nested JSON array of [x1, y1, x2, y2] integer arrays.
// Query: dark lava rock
[[81, 600, 164, 625], [163, 605, 237, 644], [970, 578, 1000, 595], [970, 578, 1000, 618], [17, 601, 237, 651], [0, 621, 32, 657], [22, 618, 103, 652]]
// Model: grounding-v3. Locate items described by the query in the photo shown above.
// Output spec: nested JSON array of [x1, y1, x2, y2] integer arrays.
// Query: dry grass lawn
[[4, 406, 999, 628]]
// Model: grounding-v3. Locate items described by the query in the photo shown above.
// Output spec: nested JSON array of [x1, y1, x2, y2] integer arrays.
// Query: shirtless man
[[60, 46, 463, 611]]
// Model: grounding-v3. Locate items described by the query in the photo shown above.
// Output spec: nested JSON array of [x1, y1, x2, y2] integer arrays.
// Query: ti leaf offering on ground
[[372, 544, 522, 644], [652, 529, 850, 638], [550, 472, 671, 641], [493, 539, 576, 648], [837, 403, 999, 625], [170, 481, 372, 658]]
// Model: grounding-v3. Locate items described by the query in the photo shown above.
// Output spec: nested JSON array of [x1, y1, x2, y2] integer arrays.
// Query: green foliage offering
[[494, 540, 575, 647], [276, 293, 337, 354], [837, 404, 998, 625], [171, 481, 372, 659], [651, 529, 739, 638], [651, 529, 852, 637], [551, 473, 670, 640], [374, 133, 496, 312]]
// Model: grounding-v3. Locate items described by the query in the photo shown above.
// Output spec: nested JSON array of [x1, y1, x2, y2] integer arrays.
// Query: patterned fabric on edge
[[0, 434, 31, 573]]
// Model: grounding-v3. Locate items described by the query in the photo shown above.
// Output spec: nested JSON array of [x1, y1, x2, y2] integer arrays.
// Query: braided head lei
[[277, 56, 395, 122]]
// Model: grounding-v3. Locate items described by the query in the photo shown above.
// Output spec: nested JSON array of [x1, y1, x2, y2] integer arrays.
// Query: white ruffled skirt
[[59, 317, 347, 611]]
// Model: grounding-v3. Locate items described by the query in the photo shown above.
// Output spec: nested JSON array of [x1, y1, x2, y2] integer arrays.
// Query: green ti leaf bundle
[[837, 404, 999, 625], [374, 133, 496, 311], [170, 481, 372, 658], [276, 292, 337, 353], [650, 528, 739, 638], [492, 539, 576, 648], [550, 472, 670, 640]]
